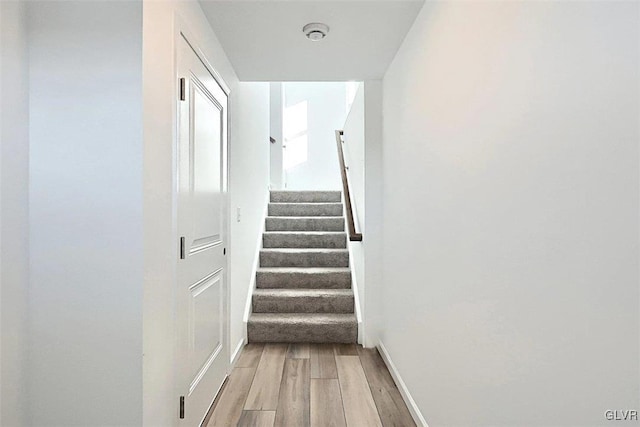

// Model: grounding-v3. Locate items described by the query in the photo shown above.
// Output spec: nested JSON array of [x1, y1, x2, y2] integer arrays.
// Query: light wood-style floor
[[204, 343, 416, 427]]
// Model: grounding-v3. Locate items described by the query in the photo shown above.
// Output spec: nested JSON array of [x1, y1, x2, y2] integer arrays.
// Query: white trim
[[242, 201, 270, 340], [377, 341, 429, 427], [346, 237, 364, 345], [230, 338, 246, 369], [340, 191, 364, 345], [179, 31, 230, 96], [175, 12, 230, 96]]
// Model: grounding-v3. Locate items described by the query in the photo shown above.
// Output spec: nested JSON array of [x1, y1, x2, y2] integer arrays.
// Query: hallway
[[2, 1, 638, 425], [204, 343, 415, 427]]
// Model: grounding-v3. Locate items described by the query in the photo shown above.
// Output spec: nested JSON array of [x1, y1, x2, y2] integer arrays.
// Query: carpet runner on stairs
[[247, 190, 358, 343]]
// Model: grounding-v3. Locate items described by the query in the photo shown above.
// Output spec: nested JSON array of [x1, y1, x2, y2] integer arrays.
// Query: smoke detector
[[303, 23, 330, 41]]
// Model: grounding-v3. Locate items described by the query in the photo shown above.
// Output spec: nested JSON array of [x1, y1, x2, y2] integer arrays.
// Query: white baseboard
[[377, 341, 429, 427], [230, 338, 246, 370], [345, 240, 363, 345], [242, 202, 269, 342]]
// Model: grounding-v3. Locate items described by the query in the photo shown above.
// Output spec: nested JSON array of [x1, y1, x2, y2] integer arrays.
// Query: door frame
[[173, 13, 232, 423]]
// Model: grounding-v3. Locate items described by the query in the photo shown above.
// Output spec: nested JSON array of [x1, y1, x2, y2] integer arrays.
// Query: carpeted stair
[[247, 191, 357, 343]]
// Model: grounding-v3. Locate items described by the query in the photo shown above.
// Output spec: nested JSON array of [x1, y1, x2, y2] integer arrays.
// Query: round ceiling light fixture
[[303, 23, 330, 41]]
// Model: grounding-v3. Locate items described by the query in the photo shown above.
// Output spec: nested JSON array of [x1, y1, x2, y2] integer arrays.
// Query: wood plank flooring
[[205, 343, 415, 427], [244, 344, 288, 410]]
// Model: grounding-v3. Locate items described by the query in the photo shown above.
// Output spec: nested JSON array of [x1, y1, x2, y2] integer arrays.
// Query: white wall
[[341, 81, 384, 347], [342, 84, 365, 340], [270, 82, 284, 189], [362, 81, 383, 348], [0, 2, 269, 425], [0, 1, 29, 425], [283, 82, 346, 190], [343, 84, 365, 231], [143, 1, 270, 425], [229, 82, 270, 359], [28, 1, 143, 425], [381, 2, 639, 426]]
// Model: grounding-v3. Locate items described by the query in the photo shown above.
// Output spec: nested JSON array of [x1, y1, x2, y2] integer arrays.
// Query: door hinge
[[179, 396, 185, 419], [180, 237, 186, 260], [179, 78, 186, 101], [223, 247, 226, 255]]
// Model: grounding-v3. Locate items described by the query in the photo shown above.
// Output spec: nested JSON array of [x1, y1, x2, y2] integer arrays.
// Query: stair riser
[[263, 233, 347, 249], [271, 191, 341, 203], [248, 321, 357, 343], [252, 295, 354, 314], [266, 217, 345, 232], [268, 203, 343, 217], [256, 271, 351, 289], [260, 251, 349, 268]]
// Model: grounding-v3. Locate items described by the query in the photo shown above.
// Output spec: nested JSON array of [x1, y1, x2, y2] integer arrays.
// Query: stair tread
[[268, 202, 342, 205], [261, 248, 348, 253], [249, 313, 356, 322], [263, 231, 346, 235], [256, 267, 351, 289], [271, 190, 342, 197], [271, 191, 340, 195], [252, 289, 354, 314], [254, 289, 353, 296], [266, 216, 345, 232], [258, 267, 350, 272], [267, 216, 344, 219], [271, 191, 340, 193], [270, 191, 342, 204]]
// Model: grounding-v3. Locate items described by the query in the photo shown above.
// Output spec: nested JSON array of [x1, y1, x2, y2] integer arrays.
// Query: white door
[[177, 34, 229, 426]]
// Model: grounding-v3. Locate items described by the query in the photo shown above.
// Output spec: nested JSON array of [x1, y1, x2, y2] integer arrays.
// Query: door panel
[[191, 83, 223, 253], [188, 270, 223, 389], [177, 33, 229, 426]]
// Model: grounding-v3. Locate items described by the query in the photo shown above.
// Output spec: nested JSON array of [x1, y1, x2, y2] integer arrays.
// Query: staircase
[[247, 191, 358, 343]]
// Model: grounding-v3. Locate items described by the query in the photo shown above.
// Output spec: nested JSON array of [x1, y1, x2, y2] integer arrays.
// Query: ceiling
[[199, 1, 425, 81]]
